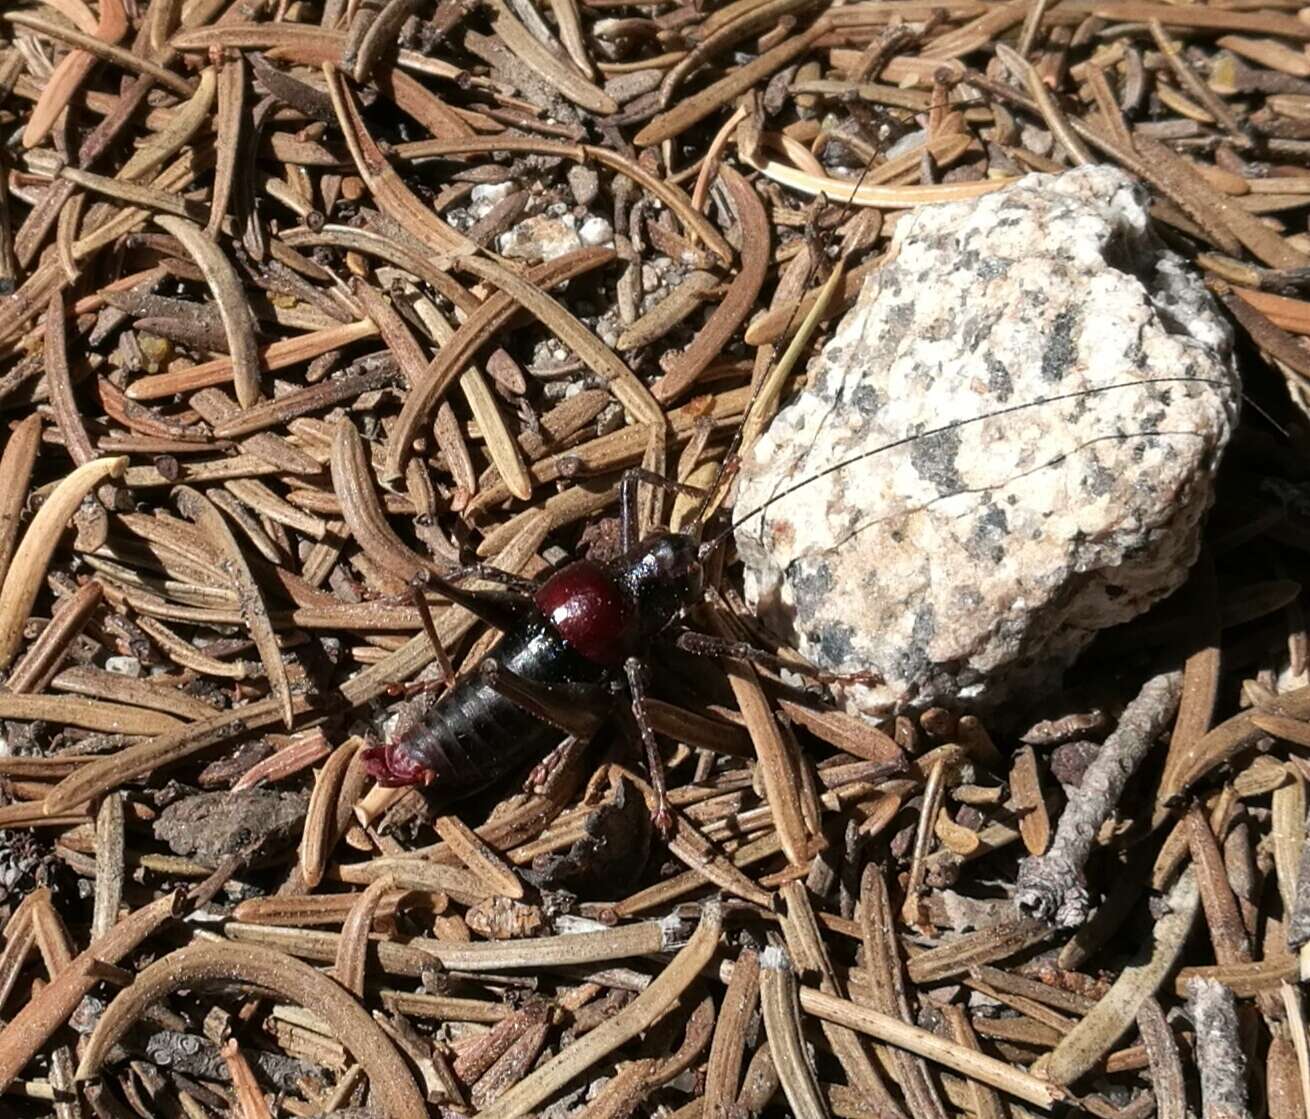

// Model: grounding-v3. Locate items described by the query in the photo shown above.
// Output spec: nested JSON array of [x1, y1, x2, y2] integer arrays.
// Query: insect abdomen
[[393, 613, 607, 795]]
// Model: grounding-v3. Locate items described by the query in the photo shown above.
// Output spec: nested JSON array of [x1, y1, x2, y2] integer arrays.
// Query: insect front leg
[[623, 655, 674, 837], [618, 468, 709, 552]]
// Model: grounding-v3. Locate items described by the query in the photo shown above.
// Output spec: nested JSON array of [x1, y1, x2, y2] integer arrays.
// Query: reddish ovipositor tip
[[362, 741, 432, 787]]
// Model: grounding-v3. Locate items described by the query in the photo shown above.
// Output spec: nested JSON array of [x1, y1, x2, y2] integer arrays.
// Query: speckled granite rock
[[734, 166, 1239, 716]]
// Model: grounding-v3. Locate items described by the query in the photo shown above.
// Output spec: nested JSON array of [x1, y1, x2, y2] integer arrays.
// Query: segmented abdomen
[[394, 613, 607, 796]]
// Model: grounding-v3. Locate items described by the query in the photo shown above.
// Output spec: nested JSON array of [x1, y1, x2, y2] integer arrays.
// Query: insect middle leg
[[478, 658, 614, 792], [623, 655, 675, 836], [670, 629, 882, 687]]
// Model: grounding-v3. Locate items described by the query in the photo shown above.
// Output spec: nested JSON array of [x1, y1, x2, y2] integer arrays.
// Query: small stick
[[90, 793, 125, 942], [1148, 20, 1246, 143], [902, 756, 948, 926], [779, 881, 903, 1117], [333, 875, 396, 997], [718, 958, 1064, 1109], [0, 456, 127, 671], [1135, 998, 1186, 1119], [1188, 978, 1252, 1119], [0, 415, 43, 590], [1017, 670, 1182, 927], [994, 43, 1093, 166], [1016, 0, 1051, 58], [6, 579, 104, 694], [759, 946, 831, 1119], [938, 1006, 1003, 1119], [1042, 870, 1198, 1086], [433, 814, 523, 900], [1281, 984, 1310, 1115], [1288, 820, 1310, 949], [0, 892, 181, 1092], [860, 863, 949, 1119], [473, 903, 722, 1119], [0, 150, 16, 295], [221, 1039, 274, 1119], [704, 948, 760, 1119], [76, 940, 426, 1117]]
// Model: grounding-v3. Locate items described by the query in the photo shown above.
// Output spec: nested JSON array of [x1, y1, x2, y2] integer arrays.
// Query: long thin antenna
[[697, 375, 1232, 559], [688, 145, 892, 542]]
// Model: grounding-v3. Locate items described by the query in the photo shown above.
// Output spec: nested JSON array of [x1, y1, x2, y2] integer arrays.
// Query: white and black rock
[[734, 165, 1240, 717]]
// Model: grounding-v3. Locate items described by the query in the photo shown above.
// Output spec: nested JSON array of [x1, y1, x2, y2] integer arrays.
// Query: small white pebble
[[579, 216, 613, 246], [105, 655, 142, 678], [567, 166, 600, 206], [470, 182, 513, 206]]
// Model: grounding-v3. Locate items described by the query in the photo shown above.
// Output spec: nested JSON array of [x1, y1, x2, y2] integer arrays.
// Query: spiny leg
[[345, 567, 531, 629], [341, 577, 451, 700], [440, 562, 539, 597], [418, 569, 530, 632], [670, 629, 882, 687], [624, 655, 673, 837], [619, 467, 710, 553], [410, 578, 453, 685], [527, 737, 574, 791], [479, 657, 608, 740]]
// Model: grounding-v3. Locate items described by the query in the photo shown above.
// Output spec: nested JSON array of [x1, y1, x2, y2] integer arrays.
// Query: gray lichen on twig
[[1188, 978, 1251, 1119], [1016, 669, 1183, 927]]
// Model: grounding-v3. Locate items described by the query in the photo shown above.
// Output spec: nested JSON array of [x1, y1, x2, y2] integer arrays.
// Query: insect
[[361, 467, 796, 834], [361, 374, 1217, 833]]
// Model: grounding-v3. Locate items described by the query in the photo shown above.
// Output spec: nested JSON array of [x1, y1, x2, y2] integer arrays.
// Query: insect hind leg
[[441, 563, 539, 597], [344, 574, 455, 686], [418, 569, 531, 633], [479, 658, 608, 739]]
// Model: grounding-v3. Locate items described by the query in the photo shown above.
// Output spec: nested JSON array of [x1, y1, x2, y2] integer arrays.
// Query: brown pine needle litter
[[4, 0, 1310, 1116]]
